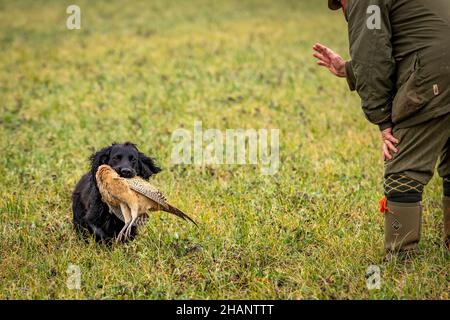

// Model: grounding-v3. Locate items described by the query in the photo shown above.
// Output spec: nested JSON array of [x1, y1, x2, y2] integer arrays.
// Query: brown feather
[[96, 165, 197, 233]]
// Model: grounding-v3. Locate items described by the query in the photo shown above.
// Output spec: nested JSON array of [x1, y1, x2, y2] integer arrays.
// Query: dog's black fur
[[72, 142, 161, 243]]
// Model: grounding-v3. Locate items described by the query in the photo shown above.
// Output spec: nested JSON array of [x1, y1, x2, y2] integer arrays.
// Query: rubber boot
[[384, 201, 422, 259], [444, 197, 450, 249]]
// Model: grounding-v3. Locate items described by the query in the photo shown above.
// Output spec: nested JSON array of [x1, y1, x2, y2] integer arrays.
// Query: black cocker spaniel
[[72, 142, 161, 243]]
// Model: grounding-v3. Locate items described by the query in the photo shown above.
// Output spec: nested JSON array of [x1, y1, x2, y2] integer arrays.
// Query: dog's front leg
[[84, 190, 110, 242]]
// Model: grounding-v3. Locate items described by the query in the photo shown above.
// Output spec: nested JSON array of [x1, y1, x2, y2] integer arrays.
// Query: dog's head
[[90, 142, 161, 180]]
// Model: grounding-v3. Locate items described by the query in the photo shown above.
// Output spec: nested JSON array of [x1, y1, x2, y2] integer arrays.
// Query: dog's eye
[[112, 155, 122, 161], [129, 156, 136, 163]]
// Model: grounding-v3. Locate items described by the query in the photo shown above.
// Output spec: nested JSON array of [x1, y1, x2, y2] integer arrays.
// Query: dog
[[72, 142, 161, 243]]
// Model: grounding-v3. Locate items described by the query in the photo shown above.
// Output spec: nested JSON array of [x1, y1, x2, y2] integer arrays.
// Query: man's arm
[[347, 0, 396, 130], [345, 60, 356, 91]]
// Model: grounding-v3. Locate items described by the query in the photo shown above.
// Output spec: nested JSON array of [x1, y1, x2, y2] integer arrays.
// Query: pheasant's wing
[[126, 177, 198, 227], [126, 177, 170, 210], [164, 204, 198, 227]]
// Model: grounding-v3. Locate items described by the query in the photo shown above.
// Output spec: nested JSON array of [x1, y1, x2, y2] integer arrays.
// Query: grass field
[[0, 0, 448, 299]]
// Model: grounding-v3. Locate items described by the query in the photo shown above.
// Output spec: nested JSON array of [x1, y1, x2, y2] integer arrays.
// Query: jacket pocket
[[392, 53, 436, 124]]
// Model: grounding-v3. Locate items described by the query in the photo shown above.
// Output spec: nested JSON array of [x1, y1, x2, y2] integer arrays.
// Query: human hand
[[381, 127, 399, 161], [313, 43, 347, 78]]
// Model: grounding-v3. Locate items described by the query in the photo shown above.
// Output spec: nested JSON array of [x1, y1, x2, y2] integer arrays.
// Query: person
[[313, 0, 450, 258]]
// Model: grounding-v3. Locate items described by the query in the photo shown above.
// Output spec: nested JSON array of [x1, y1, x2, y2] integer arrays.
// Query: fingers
[[313, 53, 329, 63], [381, 128, 400, 144], [382, 138, 399, 161], [313, 43, 323, 52], [314, 43, 337, 60], [313, 44, 331, 60], [385, 140, 398, 154], [381, 128, 400, 160], [313, 47, 326, 59], [313, 50, 331, 69], [383, 143, 393, 160], [314, 56, 330, 68], [386, 134, 399, 144], [313, 44, 346, 77], [313, 43, 329, 54]]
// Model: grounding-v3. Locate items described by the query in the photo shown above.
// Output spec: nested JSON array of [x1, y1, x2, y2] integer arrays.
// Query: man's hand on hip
[[313, 43, 346, 78], [381, 127, 399, 161]]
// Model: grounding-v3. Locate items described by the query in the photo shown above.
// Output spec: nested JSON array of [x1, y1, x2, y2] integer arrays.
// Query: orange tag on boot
[[379, 196, 388, 214]]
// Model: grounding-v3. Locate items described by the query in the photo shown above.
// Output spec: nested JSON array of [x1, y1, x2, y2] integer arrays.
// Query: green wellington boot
[[384, 201, 422, 259], [443, 197, 450, 249]]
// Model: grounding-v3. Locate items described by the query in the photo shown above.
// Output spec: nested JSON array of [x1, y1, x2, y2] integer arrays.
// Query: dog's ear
[[90, 145, 112, 178], [138, 152, 161, 179]]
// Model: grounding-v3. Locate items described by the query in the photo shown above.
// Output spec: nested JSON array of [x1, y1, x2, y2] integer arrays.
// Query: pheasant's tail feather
[[126, 177, 169, 209], [126, 176, 197, 226], [165, 204, 198, 227]]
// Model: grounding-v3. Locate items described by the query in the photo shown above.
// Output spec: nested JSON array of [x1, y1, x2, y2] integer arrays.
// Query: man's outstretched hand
[[381, 127, 399, 161], [313, 43, 347, 78]]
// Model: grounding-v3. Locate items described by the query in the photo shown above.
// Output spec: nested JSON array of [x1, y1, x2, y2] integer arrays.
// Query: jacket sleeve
[[347, 0, 396, 128], [345, 60, 356, 91]]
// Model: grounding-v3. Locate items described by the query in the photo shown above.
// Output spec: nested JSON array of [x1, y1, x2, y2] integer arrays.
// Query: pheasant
[[95, 165, 197, 241]]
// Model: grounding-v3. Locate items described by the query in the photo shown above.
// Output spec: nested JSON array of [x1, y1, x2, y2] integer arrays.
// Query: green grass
[[0, 0, 448, 299]]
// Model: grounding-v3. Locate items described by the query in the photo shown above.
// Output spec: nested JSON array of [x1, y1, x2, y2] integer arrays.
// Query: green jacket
[[345, 0, 450, 130]]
